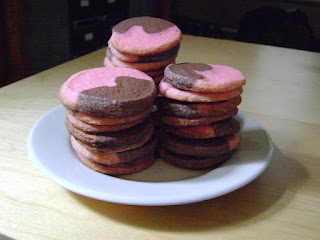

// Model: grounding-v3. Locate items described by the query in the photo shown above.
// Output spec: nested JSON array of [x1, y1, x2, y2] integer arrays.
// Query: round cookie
[[107, 43, 180, 63], [159, 80, 243, 102], [109, 16, 182, 55], [163, 117, 240, 139], [66, 111, 147, 132], [78, 152, 155, 175], [60, 67, 157, 117], [160, 109, 238, 126], [105, 50, 167, 76], [160, 132, 239, 157], [160, 148, 232, 170], [106, 51, 177, 71], [66, 118, 154, 150], [71, 134, 157, 165], [156, 96, 241, 117], [67, 107, 152, 126], [164, 63, 246, 92], [73, 131, 154, 154]]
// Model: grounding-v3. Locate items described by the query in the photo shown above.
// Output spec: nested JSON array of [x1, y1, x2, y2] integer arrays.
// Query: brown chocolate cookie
[[156, 95, 241, 117], [66, 111, 147, 133], [163, 117, 240, 139], [159, 109, 238, 126], [160, 148, 232, 170], [66, 118, 154, 149], [78, 151, 155, 175], [71, 133, 157, 165], [160, 131, 239, 157], [113, 16, 175, 34], [66, 107, 152, 126], [107, 44, 180, 63]]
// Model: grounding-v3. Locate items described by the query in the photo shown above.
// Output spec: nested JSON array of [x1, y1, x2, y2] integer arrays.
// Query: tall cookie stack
[[156, 63, 246, 169], [60, 67, 157, 175], [104, 16, 182, 84]]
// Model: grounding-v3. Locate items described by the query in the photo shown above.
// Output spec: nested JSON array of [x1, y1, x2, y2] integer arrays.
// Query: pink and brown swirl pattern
[[164, 63, 246, 92], [109, 17, 182, 55], [60, 67, 157, 117]]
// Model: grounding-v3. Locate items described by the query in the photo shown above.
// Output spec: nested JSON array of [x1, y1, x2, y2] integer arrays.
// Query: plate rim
[[28, 105, 273, 206]]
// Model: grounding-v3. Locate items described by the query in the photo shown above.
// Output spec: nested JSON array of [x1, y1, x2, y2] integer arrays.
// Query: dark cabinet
[[25, 0, 129, 75]]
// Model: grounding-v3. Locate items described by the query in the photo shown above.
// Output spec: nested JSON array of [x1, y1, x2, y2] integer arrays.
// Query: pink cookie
[[107, 42, 180, 63], [160, 132, 240, 157], [160, 149, 232, 170], [60, 67, 157, 117], [74, 131, 154, 154], [109, 17, 182, 55], [106, 53, 177, 71], [67, 107, 152, 126], [164, 63, 246, 92], [160, 110, 238, 126], [66, 118, 154, 153], [159, 80, 243, 102], [156, 96, 241, 118], [78, 151, 155, 175], [71, 134, 157, 165], [66, 111, 147, 132], [104, 57, 166, 76], [163, 117, 240, 139]]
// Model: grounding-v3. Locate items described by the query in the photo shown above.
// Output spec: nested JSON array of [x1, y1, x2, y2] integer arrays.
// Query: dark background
[[1, 0, 319, 87]]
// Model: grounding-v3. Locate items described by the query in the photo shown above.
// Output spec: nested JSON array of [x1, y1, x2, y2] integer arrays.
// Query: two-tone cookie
[[157, 62, 245, 170], [160, 132, 239, 169], [160, 131, 239, 157], [60, 67, 158, 175], [65, 118, 154, 150], [156, 96, 242, 117], [104, 17, 182, 84], [60, 67, 156, 117], [163, 63, 246, 92], [79, 152, 155, 175], [71, 134, 157, 165], [163, 117, 241, 139], [160, 149, 232, 170], [157, 63, 245, 127], [66, 107, 152, 126]]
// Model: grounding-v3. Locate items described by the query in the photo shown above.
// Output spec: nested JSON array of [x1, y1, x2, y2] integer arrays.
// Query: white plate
[[28, 105, 273, 206]]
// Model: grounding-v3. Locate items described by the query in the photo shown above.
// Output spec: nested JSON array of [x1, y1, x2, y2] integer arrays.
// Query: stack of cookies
[[104, 16, 182, 84], [60, 67, 157, 175], [156, 63, 246, 169]]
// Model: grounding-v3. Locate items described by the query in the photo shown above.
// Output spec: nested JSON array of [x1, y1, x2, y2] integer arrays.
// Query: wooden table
[[1, 35, 319, 240]]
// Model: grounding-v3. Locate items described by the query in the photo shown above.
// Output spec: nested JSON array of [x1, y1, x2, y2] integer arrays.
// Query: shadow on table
[[70, 145, 308, 232]]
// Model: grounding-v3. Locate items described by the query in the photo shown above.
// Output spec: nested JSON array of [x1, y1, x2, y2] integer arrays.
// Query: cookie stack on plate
[[60, 67, 157, 175], [104, 16, 182, 84], [156, 63, 246, 169]]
